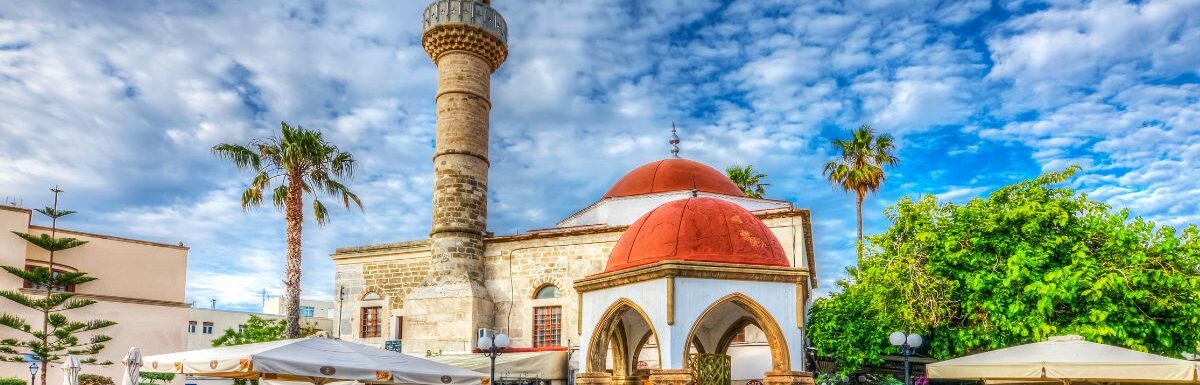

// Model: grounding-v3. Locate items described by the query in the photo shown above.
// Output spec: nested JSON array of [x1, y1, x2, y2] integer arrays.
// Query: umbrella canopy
[[927, 335, 1200, 384], [61, 355, 81, 385], [121, 347, 143, 385], [141, 338, 482, 385], [426, 351, 568, 380]]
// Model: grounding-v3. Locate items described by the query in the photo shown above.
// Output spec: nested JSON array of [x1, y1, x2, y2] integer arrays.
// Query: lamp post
[[477, 331, 510, 385], [28, 361, 39, 385], [889, 332, 923, 385]]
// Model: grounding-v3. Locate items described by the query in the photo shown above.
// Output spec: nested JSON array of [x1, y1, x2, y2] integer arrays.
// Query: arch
[[682, 293, 791, 371], [585, 298, 663, 376], [533, 284, 561, 299], [528, 275, 566, 299], [359, 289, 384, 301]]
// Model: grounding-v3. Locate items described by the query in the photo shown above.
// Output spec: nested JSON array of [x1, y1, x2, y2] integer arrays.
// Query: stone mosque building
[[330, 1, 819, 385]]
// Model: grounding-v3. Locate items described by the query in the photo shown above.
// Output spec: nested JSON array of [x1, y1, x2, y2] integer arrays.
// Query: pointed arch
[[682, 293, 791, 371], [586, 298, 663, 375]]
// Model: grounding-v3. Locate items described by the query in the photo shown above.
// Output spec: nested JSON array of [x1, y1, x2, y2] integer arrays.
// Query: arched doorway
[[682, 293, 791, 383], [586, 298, 663, 382]]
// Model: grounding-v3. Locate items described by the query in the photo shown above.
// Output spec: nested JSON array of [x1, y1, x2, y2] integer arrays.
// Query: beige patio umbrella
[[141, 338, 483, 385], [61, 355, 81, 385], [927, 335, 1200, 384], [121, 347, 143, 385]]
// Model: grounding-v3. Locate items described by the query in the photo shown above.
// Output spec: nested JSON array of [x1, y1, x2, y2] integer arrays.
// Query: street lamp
[[889, 332, 923, 385], [477, 331, 510, 385], [28, 361, 39, 385]]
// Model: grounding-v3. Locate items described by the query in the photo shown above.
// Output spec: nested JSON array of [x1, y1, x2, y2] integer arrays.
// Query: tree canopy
[[808, 167, 1200, 373]]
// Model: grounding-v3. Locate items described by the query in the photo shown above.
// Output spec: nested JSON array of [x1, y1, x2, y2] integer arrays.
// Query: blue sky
[[1, 0, 1197, 310]]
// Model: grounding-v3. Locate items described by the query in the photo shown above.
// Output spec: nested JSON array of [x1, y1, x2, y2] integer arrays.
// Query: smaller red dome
[[604, 158, 745, 199], [604, 197, 789, 273]]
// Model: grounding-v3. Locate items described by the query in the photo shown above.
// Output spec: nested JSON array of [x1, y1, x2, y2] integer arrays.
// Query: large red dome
[[603, 197, 789, 273], [603, 158, 745, 199]]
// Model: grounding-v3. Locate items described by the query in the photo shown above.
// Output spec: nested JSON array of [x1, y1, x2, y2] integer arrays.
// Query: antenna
[[210, 299, 216, 309], [691, 176, 699, 197]]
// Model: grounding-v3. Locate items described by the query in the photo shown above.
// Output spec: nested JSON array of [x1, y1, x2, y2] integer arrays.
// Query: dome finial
[[669, 122, 681, 158]]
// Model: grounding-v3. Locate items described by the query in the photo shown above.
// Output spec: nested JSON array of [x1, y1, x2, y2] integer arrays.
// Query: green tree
[[808, 167, 1200, 373], [213, 122, 363, 338], [725, 164, 769, 199], [822, 124, 899, 264], [0, 189, 116, 385]]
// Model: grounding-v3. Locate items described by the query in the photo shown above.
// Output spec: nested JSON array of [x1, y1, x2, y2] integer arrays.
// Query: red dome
[[604, 158, 745, 199], [603, 197, 790, 273]]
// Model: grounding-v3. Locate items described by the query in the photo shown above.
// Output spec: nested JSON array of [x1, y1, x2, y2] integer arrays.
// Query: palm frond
[[212, 144, 262, 171], [312, 199, 329, 227], [272, 184, 289, 209], [35, 207, 77, 219]]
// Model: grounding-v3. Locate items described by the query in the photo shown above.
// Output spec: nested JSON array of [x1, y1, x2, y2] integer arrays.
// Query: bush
[[138, 372, 174, 385], [78, 374, 114, 385], [0, 378, 27, 385]]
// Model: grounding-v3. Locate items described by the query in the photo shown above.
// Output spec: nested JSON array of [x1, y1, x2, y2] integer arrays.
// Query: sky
[[1, 0, 1197, 311]]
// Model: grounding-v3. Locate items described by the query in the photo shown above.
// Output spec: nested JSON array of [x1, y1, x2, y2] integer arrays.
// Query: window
[[202, 322, 214, 334], [532, 306, 562, 347], [187, 321, 197, 333], [22, 265, 75, 292], [534, 285, 560, 299], [361, 307, 382, 338], [300, 306, 315, 317], [238, 324, 246, 334]]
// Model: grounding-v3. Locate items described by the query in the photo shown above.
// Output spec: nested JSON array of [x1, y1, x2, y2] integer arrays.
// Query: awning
[[426, 351, 569, 380], [927, 335, 1200, 384]]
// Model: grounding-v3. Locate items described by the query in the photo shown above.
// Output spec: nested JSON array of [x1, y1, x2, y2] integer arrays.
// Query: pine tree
[[0, 188, 116, 385]]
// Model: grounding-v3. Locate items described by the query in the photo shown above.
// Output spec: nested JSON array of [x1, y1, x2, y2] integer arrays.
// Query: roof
[[603, 197, 790, 273], [603, 158, 745, 198]]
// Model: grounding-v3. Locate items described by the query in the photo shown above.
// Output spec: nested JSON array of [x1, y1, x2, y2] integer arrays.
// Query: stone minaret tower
[[403, 0, 508, 354]]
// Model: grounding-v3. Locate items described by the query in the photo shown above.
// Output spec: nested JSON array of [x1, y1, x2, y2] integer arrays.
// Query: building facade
[[0, 204, 189, 383], [261, 297, 335, 319], [184, 306, 335, 351]]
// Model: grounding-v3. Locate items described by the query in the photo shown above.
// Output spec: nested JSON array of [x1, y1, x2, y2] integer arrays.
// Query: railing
[[422, 0, 507, 44]]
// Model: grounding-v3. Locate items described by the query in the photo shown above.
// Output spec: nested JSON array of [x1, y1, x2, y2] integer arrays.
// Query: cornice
[[27, 225, 188, 250], [574, 261, 810, 293], [19, 288, 190, 308]]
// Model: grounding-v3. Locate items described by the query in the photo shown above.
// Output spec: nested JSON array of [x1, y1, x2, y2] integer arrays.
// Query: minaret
[[404, 0, 508, 353]]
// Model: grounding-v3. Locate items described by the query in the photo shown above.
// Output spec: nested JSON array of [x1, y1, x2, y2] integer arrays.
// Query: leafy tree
[[822, 124, 899, 264], [0, 189, 115, 385], [808, 167, 1200, 373], [725, 164, 769, 199], [213, 122, 363, 338]]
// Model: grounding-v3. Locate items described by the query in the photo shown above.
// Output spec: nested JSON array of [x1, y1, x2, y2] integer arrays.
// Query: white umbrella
[[61, 355, 81, 385], [121, 348, 143, 385], [141, 338, 483, 385], [927, 335, 1200, 384]]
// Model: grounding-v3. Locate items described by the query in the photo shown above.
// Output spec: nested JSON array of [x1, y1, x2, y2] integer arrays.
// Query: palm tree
[[822, 124, 899, 265], [726, 164, 769, 198], [213, 121, 363, 338]]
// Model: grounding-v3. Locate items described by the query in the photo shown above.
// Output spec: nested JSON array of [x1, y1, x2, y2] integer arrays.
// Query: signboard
[[384, 340, 402, 352]]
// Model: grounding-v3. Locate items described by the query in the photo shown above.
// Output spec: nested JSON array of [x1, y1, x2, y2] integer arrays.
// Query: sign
[[385, 340, 402, 352], [746, 380, 764, 385]]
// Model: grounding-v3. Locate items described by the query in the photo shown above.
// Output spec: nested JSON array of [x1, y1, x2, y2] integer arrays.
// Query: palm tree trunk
[[283, 174, 304, 339], [856, 193, 864, 265]]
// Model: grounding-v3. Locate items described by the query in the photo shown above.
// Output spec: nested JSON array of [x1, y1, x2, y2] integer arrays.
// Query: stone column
[[763, 371, 816, 385], [648, 369, 695, 385], [404, 0, 509, 354]]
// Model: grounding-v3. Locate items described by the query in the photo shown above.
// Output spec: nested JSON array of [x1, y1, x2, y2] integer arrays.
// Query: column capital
[[648, 369, 695, 385], [763, 371, 816, 385]]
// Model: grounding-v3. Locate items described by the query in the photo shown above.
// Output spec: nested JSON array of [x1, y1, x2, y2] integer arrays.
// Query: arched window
[[362, 291, 382, 301], [534, 284, 560, 299]]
